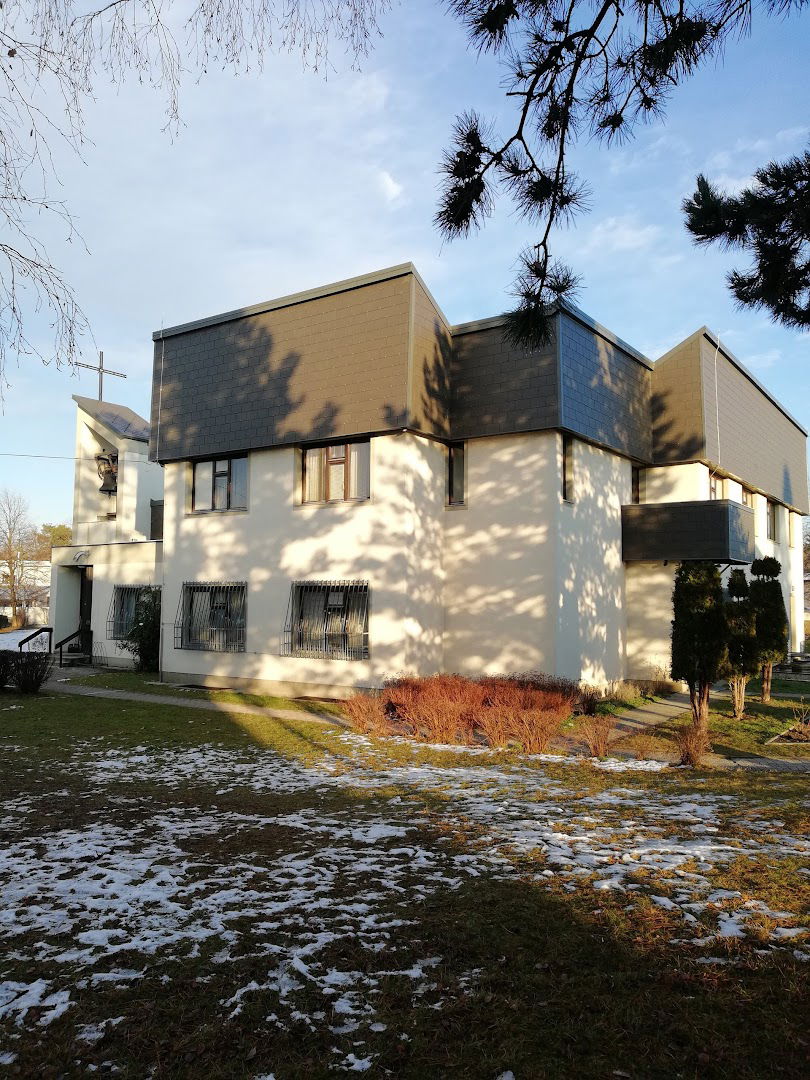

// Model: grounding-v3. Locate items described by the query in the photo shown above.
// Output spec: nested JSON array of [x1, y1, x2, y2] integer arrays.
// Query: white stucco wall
[[625, 561, 677, 681], [556, 439, 630, 682], [72, 407, 163, 547], [644, 461, 709, 502], [159, 432, 445, 693], [442, 432, 558, 676], [50, 543, 162, 667]]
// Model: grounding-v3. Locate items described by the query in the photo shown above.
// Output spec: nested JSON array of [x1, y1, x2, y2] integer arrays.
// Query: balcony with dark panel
[[621, 500, 755, 564]]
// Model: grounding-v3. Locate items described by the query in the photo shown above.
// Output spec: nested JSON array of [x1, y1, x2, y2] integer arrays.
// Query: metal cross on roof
[[76, 351, 127, 401]]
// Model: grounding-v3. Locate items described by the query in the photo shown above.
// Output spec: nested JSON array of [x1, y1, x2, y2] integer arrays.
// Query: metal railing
[[16, 626, 53, 652], [280, 580, 369, 661], [54, 628, 93, 667]]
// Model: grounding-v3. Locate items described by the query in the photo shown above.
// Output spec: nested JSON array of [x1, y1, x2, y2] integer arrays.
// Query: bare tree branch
[[0, 1, 390, 391]]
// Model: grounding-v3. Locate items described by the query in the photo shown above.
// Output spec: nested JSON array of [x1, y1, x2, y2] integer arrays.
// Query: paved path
[[42, 678, 810, 773], [44, 678, 346, 728], [611, 690, 810, 773]]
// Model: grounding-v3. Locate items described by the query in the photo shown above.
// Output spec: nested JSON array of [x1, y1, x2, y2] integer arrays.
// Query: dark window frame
[[280, 580, 370, 660], [742, 487, 754, 508], [107, 584, 156, 640], [302, 441, 370, 505], [766, 500, 778, 542], [446, 442, 466, 506], [191, 456, 248, 513], [631, 466, 642, 504], [175, 581, 247, 652], [562, 434, 574, 502]]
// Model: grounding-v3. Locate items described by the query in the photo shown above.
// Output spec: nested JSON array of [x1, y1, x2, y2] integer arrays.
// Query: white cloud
[[580, 215, 663, 256], [377, 169, 404, 203], [744, 349, 781, 371]]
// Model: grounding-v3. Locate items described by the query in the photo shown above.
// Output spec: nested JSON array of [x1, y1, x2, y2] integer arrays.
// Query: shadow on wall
[[651, 386, 706, 464], [557, 441, 629, 683], [154, 320, 345, 461]]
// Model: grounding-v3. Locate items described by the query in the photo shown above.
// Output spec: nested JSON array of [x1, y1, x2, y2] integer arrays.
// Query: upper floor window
[[280, 580, 369, 660], [709, 474, 724, 500], [742, 487, 754, 509], [767, 500, 778, 542], [303, 441, 370, 504], [175, 582, 246, 652], [562, 434, 574, 502], [192, 457, 247, 512], [447, 442, 465, 506]]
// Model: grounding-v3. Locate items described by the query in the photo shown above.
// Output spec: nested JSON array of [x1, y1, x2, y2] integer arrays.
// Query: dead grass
[[345, 672, 580, 750], [578, 713, 618, 757]]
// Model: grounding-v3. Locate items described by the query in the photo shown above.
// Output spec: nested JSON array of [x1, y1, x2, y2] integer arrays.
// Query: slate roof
[[73, 395, 150, 443]]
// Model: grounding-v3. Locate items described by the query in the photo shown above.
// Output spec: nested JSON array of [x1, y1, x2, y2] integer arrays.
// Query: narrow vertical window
[[709, 474, 721, 500], [562, 434, 574, 502], [767, 500, 778, 542], [742, 487, 754, 508], [631, 466, 642, 504], [447, 442, 465, 506]]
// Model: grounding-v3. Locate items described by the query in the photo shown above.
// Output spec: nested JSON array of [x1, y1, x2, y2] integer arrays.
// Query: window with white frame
[[302, 442, 370, 504], [742, 487, 754, 508], [175, 582, 247, 652], [280, 581, 369, 660], [191, 457, 248, 512]]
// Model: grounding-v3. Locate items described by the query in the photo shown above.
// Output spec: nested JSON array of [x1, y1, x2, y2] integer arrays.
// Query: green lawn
[[62, 667, 345, 718], [1, 690, 808, 1077]]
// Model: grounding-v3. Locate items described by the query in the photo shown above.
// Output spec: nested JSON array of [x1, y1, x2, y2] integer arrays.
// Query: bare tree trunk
[[761, 663, 773, 704], [729, 675, 748, 719], [681, 681, 712, 766]]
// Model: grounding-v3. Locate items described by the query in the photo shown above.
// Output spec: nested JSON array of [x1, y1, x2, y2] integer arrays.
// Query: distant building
[[50, 263, 808, 691], [0, 560, 51, 627]]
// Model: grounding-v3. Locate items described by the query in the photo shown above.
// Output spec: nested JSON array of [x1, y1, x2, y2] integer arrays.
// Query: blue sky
[[1, 1, 808, 526]]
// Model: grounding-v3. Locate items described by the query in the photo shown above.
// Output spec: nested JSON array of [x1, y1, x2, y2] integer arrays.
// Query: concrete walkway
[[42, 677, 810, 773], [44, 678, 346, 728], [611, 690, 810, 773]]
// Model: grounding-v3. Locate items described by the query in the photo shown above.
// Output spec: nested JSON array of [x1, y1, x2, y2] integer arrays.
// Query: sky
[[1, 1, 808, 527]]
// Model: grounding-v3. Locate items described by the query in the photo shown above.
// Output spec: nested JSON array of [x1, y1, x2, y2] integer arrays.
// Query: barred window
[[175, 582, 247, 652], [281, 581, 369, 660], [107, 585, 152, 640], [303, 442, 370, 503]]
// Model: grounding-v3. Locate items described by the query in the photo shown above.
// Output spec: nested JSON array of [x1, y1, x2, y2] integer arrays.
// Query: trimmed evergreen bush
[[670, 561, 727, 764], [750, 558, 788, 703]]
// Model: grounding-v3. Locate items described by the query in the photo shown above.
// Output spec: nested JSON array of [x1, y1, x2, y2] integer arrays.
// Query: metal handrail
[[17, 626, 53, 653], [54, 628, 92, 668]]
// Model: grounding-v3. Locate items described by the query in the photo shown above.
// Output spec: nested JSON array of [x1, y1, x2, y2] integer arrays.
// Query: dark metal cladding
[[621, 501, 755, 564]]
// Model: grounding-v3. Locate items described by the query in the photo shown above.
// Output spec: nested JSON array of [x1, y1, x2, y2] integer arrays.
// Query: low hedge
[[0, 649, 54, 693]]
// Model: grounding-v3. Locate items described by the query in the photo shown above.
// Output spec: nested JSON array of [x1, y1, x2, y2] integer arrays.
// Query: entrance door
[[79, 567, 93, 653]]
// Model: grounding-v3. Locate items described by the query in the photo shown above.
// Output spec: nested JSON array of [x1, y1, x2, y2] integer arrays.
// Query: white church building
[[50, 264, 807, 695]]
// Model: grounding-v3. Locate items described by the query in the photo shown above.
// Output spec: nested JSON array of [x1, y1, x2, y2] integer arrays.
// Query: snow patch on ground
[[1, 733, 807, 1073]]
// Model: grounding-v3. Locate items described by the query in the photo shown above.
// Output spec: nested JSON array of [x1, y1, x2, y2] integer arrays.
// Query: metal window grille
[[280, 581, 369, 660], [174, 582, 247, 652], [107, 585, 153, 640]]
